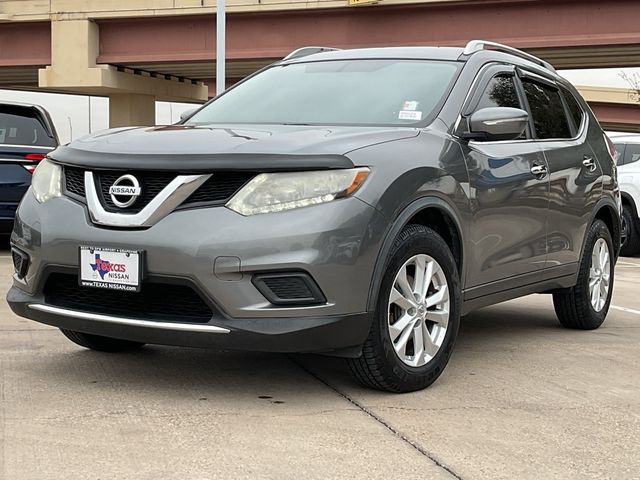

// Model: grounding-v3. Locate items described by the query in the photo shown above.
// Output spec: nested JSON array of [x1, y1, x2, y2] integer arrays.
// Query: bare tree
[[620, 71, 640, 103]]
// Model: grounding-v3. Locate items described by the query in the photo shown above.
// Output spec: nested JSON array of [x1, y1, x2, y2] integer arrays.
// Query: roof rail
[[462, 40, 556, 73], [283, 46, 340, 61]]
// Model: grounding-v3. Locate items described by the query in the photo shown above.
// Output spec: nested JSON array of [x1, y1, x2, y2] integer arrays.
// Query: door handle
[[583, 156, 597, 172], [530, 164, 548, 178]]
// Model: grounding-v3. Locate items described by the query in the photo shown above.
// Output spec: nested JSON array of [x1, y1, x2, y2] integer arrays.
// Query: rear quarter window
[[560, 86, 585, 134]]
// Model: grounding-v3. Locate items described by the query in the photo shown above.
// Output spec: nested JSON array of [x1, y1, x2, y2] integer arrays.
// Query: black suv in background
[[0, 101, 59, 234], [8, 42, 621, 392]]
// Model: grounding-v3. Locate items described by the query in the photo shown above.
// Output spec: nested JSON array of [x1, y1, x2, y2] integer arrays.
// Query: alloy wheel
[[589, 238, 611, 312], [387, 254, 450, 367]]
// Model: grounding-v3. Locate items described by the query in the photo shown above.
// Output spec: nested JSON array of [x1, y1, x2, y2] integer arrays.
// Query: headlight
[[31, 159, 62, 203], [226, 168, 369, 216]]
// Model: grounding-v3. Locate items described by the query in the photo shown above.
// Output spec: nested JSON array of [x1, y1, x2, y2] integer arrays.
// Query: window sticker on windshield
[[398, 110, 422, 121], [402, 101, 420, 111]]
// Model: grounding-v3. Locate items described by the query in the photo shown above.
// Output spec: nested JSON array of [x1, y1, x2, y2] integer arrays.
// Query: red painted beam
[[590, 102, 640, 128], [0, 22, 50, 66], [97, 0, 640, 65]]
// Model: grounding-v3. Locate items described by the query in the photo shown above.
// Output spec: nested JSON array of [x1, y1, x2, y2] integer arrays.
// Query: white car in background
[[611, 133, 640, 256]]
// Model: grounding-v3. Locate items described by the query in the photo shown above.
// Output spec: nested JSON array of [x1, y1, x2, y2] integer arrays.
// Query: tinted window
[[188, 60, 461, 126], [624, 144, 640, 165], [522, 80, 572, 139], [560, 86, 584, 133], [0, 107, 55, 147], [476, 75, 521, 110], [614, 144, 625, 166]]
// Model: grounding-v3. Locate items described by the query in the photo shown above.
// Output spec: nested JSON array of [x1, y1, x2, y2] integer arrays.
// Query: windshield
[[187, 59, 461, 127]]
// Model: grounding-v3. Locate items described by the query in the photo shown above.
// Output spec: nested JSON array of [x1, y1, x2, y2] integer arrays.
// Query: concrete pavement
[[1, 241, 639, 479]]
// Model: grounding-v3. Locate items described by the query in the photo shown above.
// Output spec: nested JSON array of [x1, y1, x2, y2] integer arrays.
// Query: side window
[[476, 75, 521, 110], [560, 86, 585, 134], [522, 80, 572, 139], [614, 144, 626, 166], [624, 144, 640, 166]]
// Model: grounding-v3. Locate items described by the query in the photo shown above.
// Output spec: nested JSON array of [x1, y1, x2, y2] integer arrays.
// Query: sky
[[1, 67, 637, 144]]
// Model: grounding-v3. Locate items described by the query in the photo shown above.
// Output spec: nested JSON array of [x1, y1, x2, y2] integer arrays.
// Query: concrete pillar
[[39, 19, 207, 123], [109, 94, 156, 127]]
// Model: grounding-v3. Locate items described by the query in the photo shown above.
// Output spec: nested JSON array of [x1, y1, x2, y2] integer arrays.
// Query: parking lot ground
[[1, 240, 639, 480]]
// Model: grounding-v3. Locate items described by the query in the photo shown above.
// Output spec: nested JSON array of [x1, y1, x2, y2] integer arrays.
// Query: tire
[[348, 224, 461, 393], [553, 220, 614, 330], [620, 204, 640, 257], [60, 329, 146, 352]]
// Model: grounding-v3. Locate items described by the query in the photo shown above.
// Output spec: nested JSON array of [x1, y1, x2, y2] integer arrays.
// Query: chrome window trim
[[84, 171, 211, 228], [28, 303, 230, 333], [467, 119, 589, 146]]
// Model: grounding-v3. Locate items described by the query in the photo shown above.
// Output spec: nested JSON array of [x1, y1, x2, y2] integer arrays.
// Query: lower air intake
[[44, 273, 214, 323], [252, 272, 326, 306]]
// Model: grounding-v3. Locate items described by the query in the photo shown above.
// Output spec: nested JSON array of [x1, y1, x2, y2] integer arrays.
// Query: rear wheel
[[620, 204, 640, 257], [60, 329, 145, 352], [348, 224, 460, 393], [553, 220, 614, 330]]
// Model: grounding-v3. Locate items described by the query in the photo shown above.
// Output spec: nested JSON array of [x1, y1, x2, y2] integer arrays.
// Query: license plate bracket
[[79, 246, 143, 292]]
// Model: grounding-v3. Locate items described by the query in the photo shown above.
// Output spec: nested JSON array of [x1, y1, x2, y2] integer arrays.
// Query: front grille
[[183, 172, 254, 205], [64, 166, 85, 197], [44, 273, 214, 323], [97, 171, 176, 213], [63, 167, 254, 211]]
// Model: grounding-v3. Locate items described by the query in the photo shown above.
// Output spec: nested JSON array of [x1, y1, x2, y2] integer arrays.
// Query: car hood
[[49, 124, 419, 171]]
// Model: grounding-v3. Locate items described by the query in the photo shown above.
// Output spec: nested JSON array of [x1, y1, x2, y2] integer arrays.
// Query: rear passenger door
[[518, 72, 601, 270]]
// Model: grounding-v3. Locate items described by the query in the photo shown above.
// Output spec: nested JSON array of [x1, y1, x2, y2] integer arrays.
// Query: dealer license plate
[[79, 246, 142, 292]]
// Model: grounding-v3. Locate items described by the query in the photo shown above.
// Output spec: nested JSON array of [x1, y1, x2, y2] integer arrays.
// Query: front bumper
[[8, 192, 385, 354], [7, 286, 370, 355]]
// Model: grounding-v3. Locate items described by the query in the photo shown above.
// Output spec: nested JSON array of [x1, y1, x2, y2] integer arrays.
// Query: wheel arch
[[366, 197, 465, 312], [583, 198, 621, 260]]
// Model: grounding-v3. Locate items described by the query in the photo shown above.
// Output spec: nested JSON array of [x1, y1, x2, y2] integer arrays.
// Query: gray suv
[[7, 41, 621, 392]]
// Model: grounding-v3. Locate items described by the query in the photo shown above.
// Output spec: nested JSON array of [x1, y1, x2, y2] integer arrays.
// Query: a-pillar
[[109, 93, 156, 127]]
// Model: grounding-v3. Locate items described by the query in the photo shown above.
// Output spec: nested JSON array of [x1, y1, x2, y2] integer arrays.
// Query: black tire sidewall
[[581, 220, 615, 322], [621, 204, 640, 256], [374, 225, 461, 390]]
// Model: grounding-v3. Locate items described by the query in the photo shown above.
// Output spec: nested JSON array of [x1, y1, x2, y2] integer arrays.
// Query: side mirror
[[465, 107, 529, 141], [179, 108, 199, 123]]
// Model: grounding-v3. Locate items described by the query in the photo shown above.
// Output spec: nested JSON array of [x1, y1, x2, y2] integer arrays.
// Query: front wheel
[[348, 224, 461, 393], [553, 220, 614, 330]]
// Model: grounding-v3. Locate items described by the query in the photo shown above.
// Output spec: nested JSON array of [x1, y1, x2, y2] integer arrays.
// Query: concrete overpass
[[578, 86, 640, 134], [0, 0, 639, 127]]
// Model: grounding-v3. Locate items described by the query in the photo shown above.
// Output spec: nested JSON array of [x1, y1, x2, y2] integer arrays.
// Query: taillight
[[23, 153, 45, 174]]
